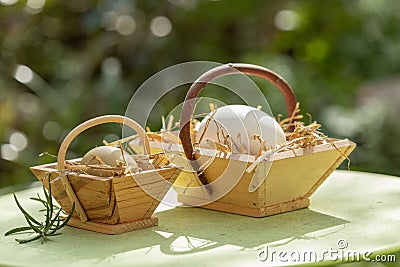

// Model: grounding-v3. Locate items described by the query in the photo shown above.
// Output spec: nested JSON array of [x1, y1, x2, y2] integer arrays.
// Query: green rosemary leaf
[[30, 197, 46, 204], [24, 214, 41, 234], [48, 218, 61, 234], [45, 208, 62, 232], [44, 204, 51, 229], [4, 227, 32, 236], [30, 197, 59, 211], [43, 181, 52, 229], [13, 194, 41, 226], [57, 202, 75, 230]]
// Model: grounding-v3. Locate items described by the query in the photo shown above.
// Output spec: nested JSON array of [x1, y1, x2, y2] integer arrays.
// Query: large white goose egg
[[195, 105, 286, 155]]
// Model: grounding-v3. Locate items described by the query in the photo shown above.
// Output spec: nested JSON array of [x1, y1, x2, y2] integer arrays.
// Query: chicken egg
[[81, 146, 137, 176], [195, 105, 286, 155]]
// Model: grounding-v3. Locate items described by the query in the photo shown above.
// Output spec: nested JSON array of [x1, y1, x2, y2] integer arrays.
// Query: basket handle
[[56, 115, 151, 222], [179, 63, 297, 161], [178, 63, 297, 191]]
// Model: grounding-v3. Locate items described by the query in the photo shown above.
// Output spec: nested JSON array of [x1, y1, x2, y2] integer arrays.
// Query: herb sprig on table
[[4, 174, 75, 244]]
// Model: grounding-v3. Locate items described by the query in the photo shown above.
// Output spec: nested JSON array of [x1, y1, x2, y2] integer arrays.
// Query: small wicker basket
[[30, 115, 181, 234]]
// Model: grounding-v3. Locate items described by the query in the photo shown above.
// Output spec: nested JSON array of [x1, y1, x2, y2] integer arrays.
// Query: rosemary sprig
[[4, 173, 75, 244]]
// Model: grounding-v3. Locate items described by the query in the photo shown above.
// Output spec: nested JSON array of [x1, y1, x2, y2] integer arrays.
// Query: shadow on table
[[14, 206, 348, 264], [155, 206, 349, 255]]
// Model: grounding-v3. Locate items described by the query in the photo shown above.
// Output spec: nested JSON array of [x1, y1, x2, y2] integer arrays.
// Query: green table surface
[[0, 170, 399, 267]]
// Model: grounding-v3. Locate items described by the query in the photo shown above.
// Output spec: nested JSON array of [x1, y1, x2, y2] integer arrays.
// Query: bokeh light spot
[[1, 144, 18, 161], [14, 65, 34, 84], [115, 15, 136, 35], [102, 57, 121, 76], [274, 10, 299, 31], [26, 0, 45, 14], [168, 0, 197, 10], [27, 0, 45, 9], [0, 0, 19, 6], [42, 121, 62, 141], [150, 16, 172, 37], [358, 0, 385, 14], [16, 93, 40, 115], [101, 11, 118, 31], [9, 132, 28, 151]]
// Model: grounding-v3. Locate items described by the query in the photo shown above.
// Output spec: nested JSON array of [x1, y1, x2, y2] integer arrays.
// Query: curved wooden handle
[[56, 115, 150, 222], [57, 115, 150, 170], [179, 63, 297, 161]]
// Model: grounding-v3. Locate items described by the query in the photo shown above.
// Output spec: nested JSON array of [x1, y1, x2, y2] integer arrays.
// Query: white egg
[[195, 105, 286, 155], [81, 146, 137, 169]]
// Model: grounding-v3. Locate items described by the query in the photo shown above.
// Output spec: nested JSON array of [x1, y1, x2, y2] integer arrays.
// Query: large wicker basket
[[159, 63, 355, 217]]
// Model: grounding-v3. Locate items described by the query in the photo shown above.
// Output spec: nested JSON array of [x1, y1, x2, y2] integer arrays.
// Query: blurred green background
[[1, 0, 400, 189]]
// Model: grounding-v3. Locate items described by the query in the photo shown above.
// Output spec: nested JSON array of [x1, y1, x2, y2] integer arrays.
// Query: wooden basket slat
[[178, 196, 311, 217], [67, 217, 158, 235], [143, 168, 181, 218], [112, 168, 178, 188], [114, 185, 169, 202], [30, 162, 180, 227], [118, 204, 154, 222], [176, 139, 355, 216]]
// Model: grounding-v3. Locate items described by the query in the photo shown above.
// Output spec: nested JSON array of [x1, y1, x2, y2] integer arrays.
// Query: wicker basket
[[30, 115, 181, 234], [173, 63, 356, 217]]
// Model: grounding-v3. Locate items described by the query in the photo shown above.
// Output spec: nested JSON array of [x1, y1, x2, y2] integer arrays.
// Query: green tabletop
[[0, 170, 399, 267]]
